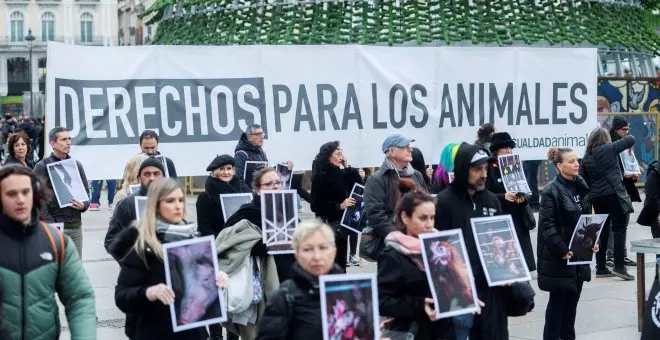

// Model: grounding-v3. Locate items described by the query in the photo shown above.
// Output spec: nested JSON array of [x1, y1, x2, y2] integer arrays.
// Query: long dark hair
[[585, 128, 612, 154], [312, 141, 340, 179], [411, 147, 430, 186], [394, 190, 435, 232]]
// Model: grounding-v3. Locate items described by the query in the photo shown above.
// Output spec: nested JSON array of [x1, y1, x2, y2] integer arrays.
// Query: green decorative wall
[[142, 0, 659, 55]]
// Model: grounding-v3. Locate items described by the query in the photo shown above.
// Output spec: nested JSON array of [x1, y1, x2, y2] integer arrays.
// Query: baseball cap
[[470, 149, 490, 166], [382, 134, 415, 153]]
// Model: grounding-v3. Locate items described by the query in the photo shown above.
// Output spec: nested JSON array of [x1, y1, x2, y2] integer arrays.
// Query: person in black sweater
[[196, 155, 251, 239], [538, 147, 596, 340], [310, 141, 362, 271]]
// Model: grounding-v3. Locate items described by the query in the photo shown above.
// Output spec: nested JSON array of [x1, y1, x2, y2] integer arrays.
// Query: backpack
[[40, 222, 65, 270]]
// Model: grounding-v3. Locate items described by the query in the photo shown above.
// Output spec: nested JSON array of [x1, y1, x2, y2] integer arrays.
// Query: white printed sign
[[46, 43, 597, 179]]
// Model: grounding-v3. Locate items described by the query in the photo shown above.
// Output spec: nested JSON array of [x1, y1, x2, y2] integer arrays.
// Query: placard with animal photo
[[340, 183, 365, 233], [261, 190, 298, 255], [244, 161, 268, 186], [129, 184, 141, 195], [567, 214, 608, 265], [275, 163, 293, 190], [134, 196, 148, 220], [320, 273, 379, 340], [153, 155, 170, 178], [619, 149, 641, 175], [163, 236, 227, 332], [45, 158, 90, 208], [220, 193, 253, 223], [497, 154, 531, 194], [471, 215, 532, 286], [419, 230, 481, 319], [48, 223, 64, 233]]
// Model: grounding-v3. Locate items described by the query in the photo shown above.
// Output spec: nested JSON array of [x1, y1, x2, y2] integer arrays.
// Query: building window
[[10, 12, 24, 42], [80, 13, 93, 43], [41, 12, 55, 41]]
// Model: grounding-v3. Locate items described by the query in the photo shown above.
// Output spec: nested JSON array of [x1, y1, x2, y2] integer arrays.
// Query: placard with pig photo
[[163, 236, 227, 332], [320, 273, 380, 340], [135, 196, 148, 220], [261, 189, 298, 255], [220, 193, 253, 223]]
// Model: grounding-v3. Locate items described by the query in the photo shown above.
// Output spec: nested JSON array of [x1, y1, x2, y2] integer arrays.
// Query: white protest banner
[[46, 43, 597, 180]]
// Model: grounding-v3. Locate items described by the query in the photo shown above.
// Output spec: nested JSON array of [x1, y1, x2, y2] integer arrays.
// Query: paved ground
[[59, 192, 657, 340]]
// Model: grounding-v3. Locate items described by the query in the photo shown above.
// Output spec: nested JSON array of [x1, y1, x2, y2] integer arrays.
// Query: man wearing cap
[[363, 134, 427, 240], [104, 157, 165, 260], [435, 142, 508, 340], [608, 115, 640, 267]]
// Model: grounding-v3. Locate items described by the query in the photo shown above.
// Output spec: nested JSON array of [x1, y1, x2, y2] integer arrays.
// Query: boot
[[613, 230, 635, 281]]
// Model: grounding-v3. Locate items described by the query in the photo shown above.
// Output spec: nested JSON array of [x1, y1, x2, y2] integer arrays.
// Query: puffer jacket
[[363, 159, 427, 238], [234, 133, 268, 188], [537, 175, 592, 293], [0, 210, 96, 340], [196, 175, 250, 238], [256, 263, 344, 340], [579, 135, 635, 212], [33, 153, 91, 223]]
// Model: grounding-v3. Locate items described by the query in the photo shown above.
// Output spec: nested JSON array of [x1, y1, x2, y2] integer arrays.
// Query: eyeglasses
[[259, 180, 281, 187], [250, 132, 265, 137]]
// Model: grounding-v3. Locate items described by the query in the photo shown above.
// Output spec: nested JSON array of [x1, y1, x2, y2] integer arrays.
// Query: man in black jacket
[[33, 127, 90, 259], [104, 157, 164, 259], [139, 130, 177, 178], [607, 116, 639, 267], [435, 142, 508, 340]]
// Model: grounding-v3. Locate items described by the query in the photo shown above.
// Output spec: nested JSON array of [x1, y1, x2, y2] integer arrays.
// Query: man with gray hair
[[363, 134, 427, 241], [234, 124, 292, 189], [33, 126, 90, 259]]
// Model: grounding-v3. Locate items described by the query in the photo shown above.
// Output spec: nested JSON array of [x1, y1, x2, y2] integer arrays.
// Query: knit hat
[[139, 157, 166, 176], [612, 116, 629, 130], [206, 154, 235, 172]]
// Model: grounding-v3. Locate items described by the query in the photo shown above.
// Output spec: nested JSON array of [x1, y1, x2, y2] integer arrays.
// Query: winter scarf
[[385, 231, 425, 271], [155, 219, 198, 243], [384, 157, 415, 178]]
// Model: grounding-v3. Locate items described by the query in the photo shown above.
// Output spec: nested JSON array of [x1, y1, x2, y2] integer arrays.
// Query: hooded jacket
[[638, 161, 660, 226], [256, 263, 345, 340], [0, 209, 96, 340], [434, 143, 509, 340], [610, 129, 641, 202], [196, 175, 251, 238], [105, 186, 148, 260], [234, 133, 269, 188], [33, 153, 91, 223]]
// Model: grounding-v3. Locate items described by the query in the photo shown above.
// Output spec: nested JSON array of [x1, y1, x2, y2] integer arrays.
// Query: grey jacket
[[363, 159, 427, 239], [33, 153, 90, 223]]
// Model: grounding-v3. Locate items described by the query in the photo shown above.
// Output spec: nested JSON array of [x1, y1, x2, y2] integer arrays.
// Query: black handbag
[[522, 204, 537, 230], [504, 282, 536, 317], [359, 226, 384, 262]]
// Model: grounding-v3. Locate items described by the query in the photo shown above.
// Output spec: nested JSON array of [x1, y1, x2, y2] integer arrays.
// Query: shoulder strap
[[235, 150, 250, 161], [40, 222, 65, 269]]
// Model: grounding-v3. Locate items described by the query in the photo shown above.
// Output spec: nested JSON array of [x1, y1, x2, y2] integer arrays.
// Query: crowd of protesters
[[0, 112, 659, 340]]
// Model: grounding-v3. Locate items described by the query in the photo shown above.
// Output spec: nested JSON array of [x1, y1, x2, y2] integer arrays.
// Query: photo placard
[[419, 230, 481, 319], [470, 215, 532, 286], [275, 163, 293, 190], [319, 273, 379, 340], [129, 184, 141, 195], [261, 189, 298, 255], [135, 196, 148, 220], [220, 193, 253, 223], [45, 158, 90, 208], [244, 161, 268, 187], [153, 155, 170, 178], [619, 149, 641, 175], [497, 154, 531, 194], [163, 236, 227, 332], [340, 183, 365, 233], [567, 214, 608, 265]]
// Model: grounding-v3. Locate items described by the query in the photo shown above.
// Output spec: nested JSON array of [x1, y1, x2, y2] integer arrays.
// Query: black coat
[[537, 175, 592, 293], [233, 133, 268, 188], [579, 135, 635, 213], [486, 159, 536, 271], [256, 263, 344, 340], [225, 196, 296, 283], [3, 154, 35, 169], [114, 234, 207, 340], [638, 161, 660, 226], [310, 164, 362, 238], [378, 247, 454, 340], [196, 175, 250, 238], [433, 143, 509, 340], [105, 187, 147, 260]]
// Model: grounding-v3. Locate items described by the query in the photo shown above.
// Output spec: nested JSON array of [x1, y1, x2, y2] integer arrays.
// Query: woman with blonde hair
[[115, 178, 228, 340], [110, 153, 149, 217]]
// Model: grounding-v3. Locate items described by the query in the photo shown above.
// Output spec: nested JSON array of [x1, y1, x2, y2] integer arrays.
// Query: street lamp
[[25, 28, 35, 118]]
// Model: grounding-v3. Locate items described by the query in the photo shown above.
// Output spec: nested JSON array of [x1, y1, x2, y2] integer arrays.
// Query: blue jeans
[[91, 180, 117, 205]]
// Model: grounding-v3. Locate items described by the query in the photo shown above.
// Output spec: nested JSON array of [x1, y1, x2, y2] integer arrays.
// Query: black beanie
[[612, 116, 628, 130], [139, 157, 166, 176]]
